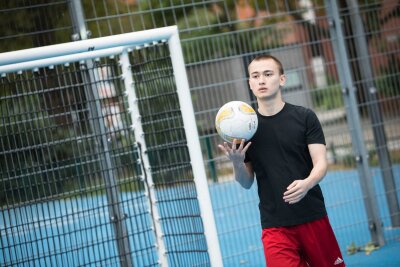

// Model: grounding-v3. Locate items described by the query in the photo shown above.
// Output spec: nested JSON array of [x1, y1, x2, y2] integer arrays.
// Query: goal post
[[0, 26, 223, 267], [168, 32, 224, 267]]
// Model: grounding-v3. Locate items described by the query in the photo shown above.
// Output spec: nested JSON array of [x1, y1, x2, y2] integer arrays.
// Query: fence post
[[324, 0, 385, 246], [68, 1, 134, 266], [346, 0, 400, 227]]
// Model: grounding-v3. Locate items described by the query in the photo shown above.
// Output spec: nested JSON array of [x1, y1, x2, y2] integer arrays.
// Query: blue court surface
[[1, 165, 400, 266], [209, 165, 400, 267]]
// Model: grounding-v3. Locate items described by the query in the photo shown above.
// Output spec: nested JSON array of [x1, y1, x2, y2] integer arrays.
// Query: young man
[[218, 55, 345, 266]]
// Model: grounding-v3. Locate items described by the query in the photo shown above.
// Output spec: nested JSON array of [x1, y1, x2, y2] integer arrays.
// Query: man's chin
[[257, 92, 279, 101]]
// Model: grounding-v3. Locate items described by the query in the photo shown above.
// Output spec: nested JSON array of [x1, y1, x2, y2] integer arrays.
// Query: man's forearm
[[305, 160, 327, 188], [306, 144, 328, 188]]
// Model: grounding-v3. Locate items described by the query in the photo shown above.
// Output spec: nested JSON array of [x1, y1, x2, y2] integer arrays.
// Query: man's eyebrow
[[250, 70, 273, 74]]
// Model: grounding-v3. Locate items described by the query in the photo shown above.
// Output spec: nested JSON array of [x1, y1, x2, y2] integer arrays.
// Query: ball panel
[[215, 106, 234, 124], [238, 103, 256, 114]]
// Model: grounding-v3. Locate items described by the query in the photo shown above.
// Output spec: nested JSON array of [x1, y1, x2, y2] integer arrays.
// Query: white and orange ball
[[215, 101, 258, 143]]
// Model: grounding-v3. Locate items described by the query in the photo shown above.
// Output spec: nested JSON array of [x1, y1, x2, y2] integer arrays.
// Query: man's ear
[[279, 74, 286, 86]]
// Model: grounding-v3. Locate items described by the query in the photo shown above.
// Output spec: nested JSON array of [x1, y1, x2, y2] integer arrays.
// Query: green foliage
[[81, 0, 140, 37], [177, 7, 223, 39], [136, 0, 288, 64], [375, 57, 400, 98], [312, 83, 344, 110], [0, 88, 88, 205], [138, 0, 196, 27], [368, 149, 400, 166], [130, 47, 192, 185], [182, 26, 284, 64], [0, 1, 70, 52]]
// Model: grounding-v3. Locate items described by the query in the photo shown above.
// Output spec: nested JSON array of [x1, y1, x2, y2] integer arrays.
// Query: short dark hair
[[249, 55, 284, 75]]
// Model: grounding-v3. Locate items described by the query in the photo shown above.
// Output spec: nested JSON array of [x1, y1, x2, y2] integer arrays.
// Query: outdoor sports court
[[1, 1, 400, 266]]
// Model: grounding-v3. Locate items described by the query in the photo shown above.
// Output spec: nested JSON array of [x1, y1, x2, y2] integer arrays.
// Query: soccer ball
[[215, 101, 258, 143]]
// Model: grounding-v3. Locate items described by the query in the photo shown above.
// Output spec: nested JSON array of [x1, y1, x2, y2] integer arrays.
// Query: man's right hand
[[218, 139, 252, 165], [218, 139, 254, 189]]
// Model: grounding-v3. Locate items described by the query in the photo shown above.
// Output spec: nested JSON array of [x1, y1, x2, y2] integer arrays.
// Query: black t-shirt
[[244, 103, 327, 228]]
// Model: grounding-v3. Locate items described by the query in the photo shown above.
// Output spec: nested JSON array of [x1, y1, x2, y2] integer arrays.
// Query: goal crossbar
[[0, 26, 175, 74]]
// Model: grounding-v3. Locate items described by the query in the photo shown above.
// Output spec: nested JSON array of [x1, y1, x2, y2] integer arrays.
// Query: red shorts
[[262, 216, 345, 267]]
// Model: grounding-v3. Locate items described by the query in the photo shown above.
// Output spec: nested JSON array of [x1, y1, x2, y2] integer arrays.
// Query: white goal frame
[[0, 26, 223, 267]]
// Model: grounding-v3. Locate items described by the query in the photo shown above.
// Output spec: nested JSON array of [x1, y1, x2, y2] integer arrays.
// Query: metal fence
[[1, 0, 399, 266]]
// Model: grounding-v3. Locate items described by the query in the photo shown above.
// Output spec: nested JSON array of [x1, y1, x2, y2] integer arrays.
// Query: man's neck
[[257, 99, 285, 116]]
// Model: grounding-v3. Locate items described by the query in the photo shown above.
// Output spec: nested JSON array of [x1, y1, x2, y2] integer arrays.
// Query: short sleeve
[[305, 109, 326, 145]]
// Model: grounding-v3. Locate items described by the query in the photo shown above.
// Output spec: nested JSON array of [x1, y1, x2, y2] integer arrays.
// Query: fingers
[[237, 139, 245, 150], [232, 139, 238, 151], [283, 192, 300, 204], [218, 139, 250, 151], [242, 141, 252, 152], [283, 181, 307, 204], [284, 190, 301, 199], [284, 181, 297, 197], [217, 144, 226, 154], [287, 180, 299, 190], [218, 142, 230, 157], [218, 139, 252, 160], [284, 195, 302, 204]]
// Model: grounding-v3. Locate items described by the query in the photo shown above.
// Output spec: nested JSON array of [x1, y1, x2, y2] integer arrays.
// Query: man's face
[[248, 59, 286, 100]]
